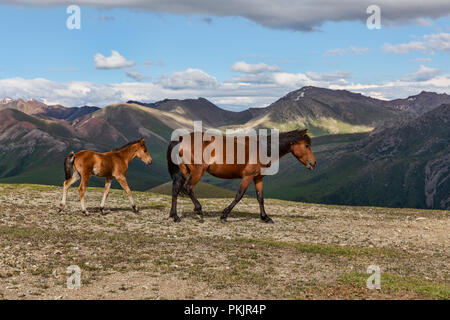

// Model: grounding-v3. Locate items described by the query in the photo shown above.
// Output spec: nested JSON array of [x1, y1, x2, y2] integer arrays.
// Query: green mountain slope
[[244, 86, 407, 136], [261, 104, 450, 210], [0, 105, 173, 190]]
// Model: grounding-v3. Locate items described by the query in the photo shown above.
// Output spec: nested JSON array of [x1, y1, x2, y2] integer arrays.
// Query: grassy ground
[[149, 181, 238, 198], [0, 183, 448, 300]]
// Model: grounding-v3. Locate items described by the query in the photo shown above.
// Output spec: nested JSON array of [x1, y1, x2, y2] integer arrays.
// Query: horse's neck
[[267, 135, 291, 159], [118, 146, 136, 164]]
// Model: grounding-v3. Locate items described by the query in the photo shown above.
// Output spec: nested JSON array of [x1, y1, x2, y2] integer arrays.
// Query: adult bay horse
[[166, 129, 316, 223], [59, 138, 152, 216]]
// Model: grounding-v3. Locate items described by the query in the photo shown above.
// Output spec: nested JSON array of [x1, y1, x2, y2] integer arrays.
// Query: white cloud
[[0, 66, 448, 111], [231, 61, 279, 73], [328, 73, 450, 100], [323, 46, 368, 57], [232, 73, 274, 84], [306, 70, 351, 81], [4, 0, 449, 31], [400, 65, 441, 82], [409, 58, 432, 63], [94, 50, 135, 69], [125, 71, 146, 82], [383, 32, 450, 54], [323, 48, 348, 57], [350, 46, 369, 55], [271, 72, 310, 87], [158, 68, 218, 89]]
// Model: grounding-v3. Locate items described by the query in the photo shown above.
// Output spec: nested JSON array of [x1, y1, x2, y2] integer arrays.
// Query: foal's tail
[[166, 140, 190, 194], [64, 151, 75, 180]]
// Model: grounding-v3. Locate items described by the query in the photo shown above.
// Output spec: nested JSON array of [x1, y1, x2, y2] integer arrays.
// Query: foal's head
[[288, 129, 316, 170], [135, 138, 153, 165]]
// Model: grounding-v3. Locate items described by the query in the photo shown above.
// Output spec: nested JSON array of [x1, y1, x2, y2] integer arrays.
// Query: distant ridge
[[128, 97, 265, 126], [385, 91, 450, 115]]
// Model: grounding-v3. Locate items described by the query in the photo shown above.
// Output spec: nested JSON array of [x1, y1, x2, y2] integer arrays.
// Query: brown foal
[[59, 138, 152, 215]]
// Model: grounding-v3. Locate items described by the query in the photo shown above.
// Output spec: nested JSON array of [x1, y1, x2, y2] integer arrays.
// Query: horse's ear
[[300, 129, 308, 136], [139, 137, 145, 144]]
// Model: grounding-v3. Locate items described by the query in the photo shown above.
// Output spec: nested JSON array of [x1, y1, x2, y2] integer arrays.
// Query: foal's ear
[[300, 129, 308, 136]]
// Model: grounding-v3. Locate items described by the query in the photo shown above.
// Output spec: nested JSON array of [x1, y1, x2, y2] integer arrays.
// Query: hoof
[[220, 216, 227, 223], [132, 205, 139, 214], [262, 216, 274, 224], [82, 210, 90, 216], [100, 207, 106, 215], [57, 203, 65, 213], [173, 215, 181, 223]]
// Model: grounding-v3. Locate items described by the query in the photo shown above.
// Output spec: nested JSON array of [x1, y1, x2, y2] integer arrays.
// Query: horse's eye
[[306, 145, 310, 149]]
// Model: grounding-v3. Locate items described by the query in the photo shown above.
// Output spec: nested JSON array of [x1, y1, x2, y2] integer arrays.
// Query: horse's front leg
[[254, 177, 273, 223], [116, 176, 138, 213], [221, 175, 253, 222]]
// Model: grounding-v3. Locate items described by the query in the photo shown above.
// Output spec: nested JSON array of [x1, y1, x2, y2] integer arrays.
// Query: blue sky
[[0, 1, 449, 110]]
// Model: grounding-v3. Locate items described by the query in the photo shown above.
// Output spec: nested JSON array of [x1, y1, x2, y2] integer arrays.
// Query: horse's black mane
[[276, 129, 311, 155], [113, 139, 141, 151]]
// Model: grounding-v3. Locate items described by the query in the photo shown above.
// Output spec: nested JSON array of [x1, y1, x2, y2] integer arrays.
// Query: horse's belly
[[207, 164, 243, 179]]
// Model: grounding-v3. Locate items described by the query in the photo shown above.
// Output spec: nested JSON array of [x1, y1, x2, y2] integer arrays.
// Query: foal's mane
[[112, 139, 142, 152]]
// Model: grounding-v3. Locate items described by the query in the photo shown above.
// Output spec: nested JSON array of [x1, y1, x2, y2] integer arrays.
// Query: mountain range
[[0, 87, 448, 209]]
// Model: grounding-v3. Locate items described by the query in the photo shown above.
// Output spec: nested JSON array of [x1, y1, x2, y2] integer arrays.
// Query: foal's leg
[[116, 176, 138, 213], [254, 177, 273, 223], [59, 169, 80, 211], [78, 174, 91, 216], [100, 177, 112, 215], [169, 178, 183, 222], [221, 175, 253, 222]]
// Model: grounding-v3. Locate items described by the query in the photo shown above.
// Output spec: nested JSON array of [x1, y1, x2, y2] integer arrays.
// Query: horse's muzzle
[[307, 160, 316, 170]]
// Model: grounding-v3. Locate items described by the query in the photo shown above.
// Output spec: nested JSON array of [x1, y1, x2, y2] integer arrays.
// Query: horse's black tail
[[166, 140, 190, 195], [64, 151, 75, 180]]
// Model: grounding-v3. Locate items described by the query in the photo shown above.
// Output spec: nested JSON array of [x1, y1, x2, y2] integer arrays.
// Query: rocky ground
[[0, 183, 448, 300]]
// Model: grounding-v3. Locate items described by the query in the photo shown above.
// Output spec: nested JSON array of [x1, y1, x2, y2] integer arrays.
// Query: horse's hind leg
[[254, 177, 273, 223], [59, 168, 80, 212], [100, 177, 112, 215], [186, 187, 203, 220], [78, 174, 91, 216], [221, 175, 253, 222], [116, 176, 139, 213], [169, 178, 182, 222], [185, 171, 204, 221]]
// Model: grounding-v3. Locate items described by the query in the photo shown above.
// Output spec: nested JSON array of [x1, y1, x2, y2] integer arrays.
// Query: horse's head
[[136, 138, 152, 166], [290, 129, 316, 170]]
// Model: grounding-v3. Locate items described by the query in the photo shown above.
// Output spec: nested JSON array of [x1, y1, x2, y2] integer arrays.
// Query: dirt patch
[[0, 183, 448, 299]]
